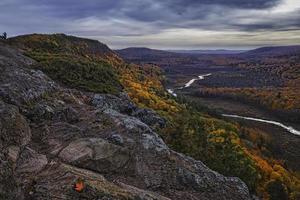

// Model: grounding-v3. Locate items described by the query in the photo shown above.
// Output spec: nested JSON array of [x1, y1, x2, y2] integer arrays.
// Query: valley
[[1, 34, 299, 200], [167, 70, 300, 171], [184, 95, 300, 170], [117, 46, 300, 198], [2, 0, 300, 199]]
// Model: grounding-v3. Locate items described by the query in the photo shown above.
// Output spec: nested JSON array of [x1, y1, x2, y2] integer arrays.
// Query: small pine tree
[[1, 32, 7, 39]]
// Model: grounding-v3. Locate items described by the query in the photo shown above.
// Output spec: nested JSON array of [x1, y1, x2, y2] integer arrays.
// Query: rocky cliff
[[0, 40, 251, 199]]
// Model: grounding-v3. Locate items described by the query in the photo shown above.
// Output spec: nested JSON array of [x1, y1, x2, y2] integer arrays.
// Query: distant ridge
[[241, 45, 300, 57], [117, 46, 300, 59], [168, 49, 246, 54], [116, 47, 246, 56], [116, 47, 176, 58]]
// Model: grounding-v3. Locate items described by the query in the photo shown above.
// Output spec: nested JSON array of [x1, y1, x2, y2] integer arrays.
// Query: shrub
[[32, 55, 122, 94]]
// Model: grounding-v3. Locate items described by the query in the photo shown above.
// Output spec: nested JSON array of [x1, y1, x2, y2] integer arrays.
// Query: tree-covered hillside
[[7, 34, 300, 200]]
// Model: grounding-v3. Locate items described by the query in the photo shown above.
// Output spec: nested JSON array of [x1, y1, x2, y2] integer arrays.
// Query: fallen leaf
[[74, 180, 84, 192]]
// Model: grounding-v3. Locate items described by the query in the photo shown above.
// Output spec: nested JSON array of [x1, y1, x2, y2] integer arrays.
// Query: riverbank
[[166, 70, 300, 170], [185, 96, 300, 171]]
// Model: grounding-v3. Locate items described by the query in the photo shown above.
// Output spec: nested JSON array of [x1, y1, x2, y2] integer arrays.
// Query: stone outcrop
[[0, 43, 251, 199], [92, 93, 166, 129]]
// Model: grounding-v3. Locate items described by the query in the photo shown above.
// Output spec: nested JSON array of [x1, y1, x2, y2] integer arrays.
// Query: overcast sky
[[0, 0, 300, 49]]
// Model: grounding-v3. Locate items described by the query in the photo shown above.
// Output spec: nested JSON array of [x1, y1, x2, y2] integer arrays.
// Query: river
[[222, 114, 300, 136], [167, 73, 300, 137], [167, 73, 212, 96]]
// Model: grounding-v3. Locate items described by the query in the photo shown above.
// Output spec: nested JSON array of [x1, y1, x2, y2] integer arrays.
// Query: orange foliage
[[74, 179, 85, 192], [119, 63, 180, 116]]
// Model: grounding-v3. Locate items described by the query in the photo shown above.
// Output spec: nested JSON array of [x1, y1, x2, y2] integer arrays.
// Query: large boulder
[[59, 138, 131, 174], [16, 147, 48, 174]]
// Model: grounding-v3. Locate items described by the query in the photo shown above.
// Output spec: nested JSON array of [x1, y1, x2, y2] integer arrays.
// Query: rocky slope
[[0, 40, 251, 199]]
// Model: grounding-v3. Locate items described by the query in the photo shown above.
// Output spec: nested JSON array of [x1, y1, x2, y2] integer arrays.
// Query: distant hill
[[168, 49, 246, 54], [116, 47, 246, 57], [116, 47, 178, 59], [240, 45, 300, 57], [117, 46, 300, 59]]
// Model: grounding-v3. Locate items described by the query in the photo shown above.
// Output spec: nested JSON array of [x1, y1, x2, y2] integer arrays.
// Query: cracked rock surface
[[0, 44, 251, 200]]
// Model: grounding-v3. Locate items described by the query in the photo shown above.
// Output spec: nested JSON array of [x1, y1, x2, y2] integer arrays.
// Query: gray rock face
[[0, 44, 57, 106], [0, 100, 31, 150], [59, 138, 131, 174], [28, 161, 170, 200], [16, 147, 48, 174], [27, 100, 80, 123], [132, 108, 166, 129], [0, 150, 20, 200], [0, 44, 251, 199], [107, 134, 124, 146], [92, 93, 136, 114], [92, 93, 166, 129]]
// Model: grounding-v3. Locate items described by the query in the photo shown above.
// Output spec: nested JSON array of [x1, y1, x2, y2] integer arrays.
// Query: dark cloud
[[0, 0, 299, 49], [171, 0, 279, 8], [163, 0, 280, 17], [4, 0, 280, 21]]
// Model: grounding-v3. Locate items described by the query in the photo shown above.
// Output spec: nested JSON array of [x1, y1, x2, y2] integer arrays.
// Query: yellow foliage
[[119, 64, 181, 116]]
